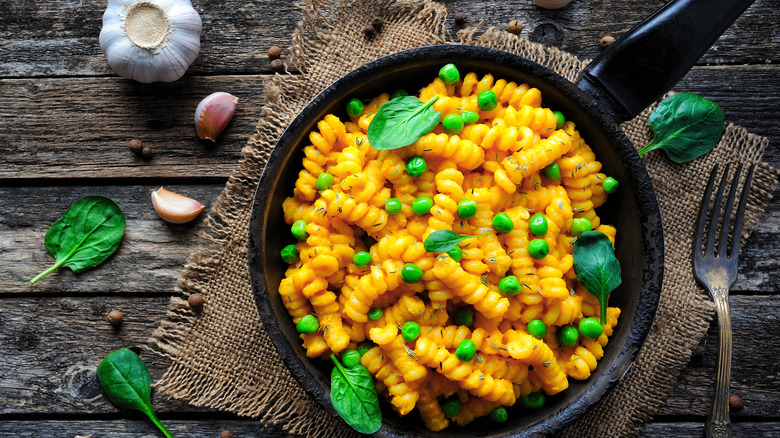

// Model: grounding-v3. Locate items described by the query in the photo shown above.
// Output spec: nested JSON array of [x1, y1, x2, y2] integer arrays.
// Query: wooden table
[[1, 0, 778, 436]]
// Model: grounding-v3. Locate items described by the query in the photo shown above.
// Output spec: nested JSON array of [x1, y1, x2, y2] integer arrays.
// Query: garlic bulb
[[195, 92, 239, 141], [99, 0, 202, 83], [151, 187, 205, 223], [533, 0, 572, 9]]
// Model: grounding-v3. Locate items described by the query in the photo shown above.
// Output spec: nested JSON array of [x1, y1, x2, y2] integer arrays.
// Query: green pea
[[438, 63, 460, 85], [492, 212, 514, 233], [406, 156, 427, 177], [528, 238, 550, 259], [280, 244, 299, 264], [442, 398, 462, 416], [316, 172, 334, 191], [570, 218, 593, 236], [447, 245, 462, 262], [353, 251, 372, 267], [346, 98, 364, 118], [385, 198, 402, 215], [297, 314, 319, 334], [442, 113, 464, 134], [341, 349, 361, 368], [461, 110, 479, 125], [579, 317, 604, 339], [357, 342, 374, 357], [520, 391, 546, 409], [526, 319, 547, 339], [553, 111, 565, 129], [557, 325, 579, 347], [412, 196, 434, 216], [401, 263, 423, 283], [453, 306, 474, 327], [291, 220, 308, 241], [498, 275, 520, 296], [455, 339, 476, 361], [401, 321, 421, 341], [478, 90, 498, 111], [368, 308, 383, 321], [542, 162, 561, 180], [391, 89, 409, 99], [603, 176, 619, 194], [457, 198, 478, 219], [529, 213, 549, 236], [489, 406, 508, 423]]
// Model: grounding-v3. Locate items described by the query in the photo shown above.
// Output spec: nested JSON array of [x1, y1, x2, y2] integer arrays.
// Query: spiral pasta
[[276, 67, 621, 431]]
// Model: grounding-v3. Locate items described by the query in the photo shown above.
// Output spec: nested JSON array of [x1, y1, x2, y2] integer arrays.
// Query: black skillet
[[249, 0, 755, 436]]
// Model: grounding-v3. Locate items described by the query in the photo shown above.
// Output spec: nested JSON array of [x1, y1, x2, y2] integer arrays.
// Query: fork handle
[[706, 291, 732, 438]]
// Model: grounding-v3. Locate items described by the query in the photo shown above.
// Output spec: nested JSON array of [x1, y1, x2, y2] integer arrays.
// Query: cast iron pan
[[249, 0, 754, 435]]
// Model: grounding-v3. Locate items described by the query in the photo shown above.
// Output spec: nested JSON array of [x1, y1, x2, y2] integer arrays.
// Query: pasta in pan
[[278, 66, 620, 431]]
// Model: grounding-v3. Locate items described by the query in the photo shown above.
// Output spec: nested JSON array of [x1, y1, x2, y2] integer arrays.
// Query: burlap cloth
[[148, 1, 779, 436]]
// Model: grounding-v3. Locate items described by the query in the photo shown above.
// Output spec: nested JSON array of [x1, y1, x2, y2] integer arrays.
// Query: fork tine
[[705, 163, 730, 257], [717, 163, 743, 258], [695, 164, 720, 255], [729, 163, 755, 259]]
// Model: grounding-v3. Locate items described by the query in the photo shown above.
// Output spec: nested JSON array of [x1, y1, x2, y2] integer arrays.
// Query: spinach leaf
[[96, 348, 174, 438], [330, 353, 382, 434], [423, 229, 475, 253], [30, 195, 126, 284], [367, 95, 441, 150], [572, 231, 622, 324], [637, 93, 725, 163]]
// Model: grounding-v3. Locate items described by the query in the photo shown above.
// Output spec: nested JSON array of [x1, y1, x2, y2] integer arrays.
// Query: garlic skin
[[533, 0, 572, 9], [151, 187, 205, 224], [99, 0, 202, 83], [195, 92, 239, 142]]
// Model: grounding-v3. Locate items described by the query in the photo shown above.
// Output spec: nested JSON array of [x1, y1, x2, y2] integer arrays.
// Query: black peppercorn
[[370, 16, 384, 31], [270, 58, 284, 72], [141, 146, 154, 159], [267, 45, 281, 59], [363, 24, 376, 37], [729, 395, 744, 410], [454, 12, 467, 26], [127, 139, 143, 154]]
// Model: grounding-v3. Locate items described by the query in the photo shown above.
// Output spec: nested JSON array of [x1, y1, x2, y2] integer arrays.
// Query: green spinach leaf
[[423, 230, 475, 253], [30, 195, 126, 284], [330, 353, 382, 434], [572, 231, 622, 324], [637, 93, 725, 163], [367, 95, 441, 150], [96, 349, 174, 438]]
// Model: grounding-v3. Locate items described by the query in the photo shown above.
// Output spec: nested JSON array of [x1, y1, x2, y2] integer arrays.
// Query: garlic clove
[[195, 92, 239, 142], [99, 0, 202, 83], [532, 0, 572, 9], [151, 187, 205, 224]]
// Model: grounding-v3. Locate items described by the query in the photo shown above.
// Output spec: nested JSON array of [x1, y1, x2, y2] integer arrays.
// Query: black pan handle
[[575, 0, 756, 123]]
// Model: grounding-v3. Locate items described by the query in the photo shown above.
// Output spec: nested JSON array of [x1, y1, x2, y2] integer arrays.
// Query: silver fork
[[693, 162, 755, 438]]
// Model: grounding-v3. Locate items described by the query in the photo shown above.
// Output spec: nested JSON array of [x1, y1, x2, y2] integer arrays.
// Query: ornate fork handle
[[706, 285, 732, 438]]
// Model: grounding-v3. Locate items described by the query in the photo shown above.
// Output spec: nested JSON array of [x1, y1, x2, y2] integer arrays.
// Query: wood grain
[[0, 295, 776, 417]]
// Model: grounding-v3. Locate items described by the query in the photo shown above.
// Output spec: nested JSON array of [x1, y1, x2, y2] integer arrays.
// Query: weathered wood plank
[[642, 422, 780, 437], [0, 185, 224, 293], [0, 295, 777, 417], [0, 75, 265, 180], [0, 0, 300, 78], [1, 0, 776, 78], [1, 184, 777, 294], [2, 65, 778, 180]]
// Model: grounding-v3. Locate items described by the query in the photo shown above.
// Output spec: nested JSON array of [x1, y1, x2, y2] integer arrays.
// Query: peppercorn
[[363, 23, 376, 37], [270, 58, 285, 73], [371, 17, 384, 32], [127, 138, 143, 154], [729, 394, 744, 410], [220, 430, 234, 438], [453, 12, 467, 26], [107, 309, 123, 326], [188, 293, 205, 311], [507, 20, 524, 35], [600, 35, 616, 49], [141, 146, 154, 159], [267, 45, 282, 59]]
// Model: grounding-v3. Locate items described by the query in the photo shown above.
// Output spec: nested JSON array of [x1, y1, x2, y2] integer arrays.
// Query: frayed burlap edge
[[148, 1, 780, 437]]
